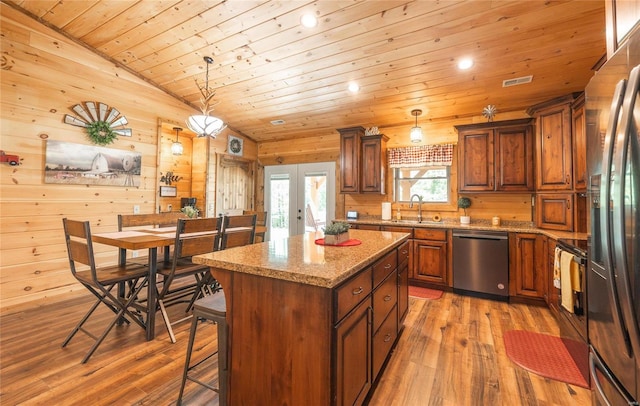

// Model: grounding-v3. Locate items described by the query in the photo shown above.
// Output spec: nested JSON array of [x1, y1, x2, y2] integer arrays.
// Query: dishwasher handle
[[452, 231, 508, 240]]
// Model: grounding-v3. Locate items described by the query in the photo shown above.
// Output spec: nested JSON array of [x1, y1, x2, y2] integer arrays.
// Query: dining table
[[92, 230, 174, 341]]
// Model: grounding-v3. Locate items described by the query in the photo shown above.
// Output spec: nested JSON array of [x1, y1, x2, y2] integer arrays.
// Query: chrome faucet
[[409, 194, 424, 223]]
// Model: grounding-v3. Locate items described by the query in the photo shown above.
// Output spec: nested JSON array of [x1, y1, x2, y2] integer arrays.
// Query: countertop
[[343, 218, 588, 241], [192, 229, 410, 288]]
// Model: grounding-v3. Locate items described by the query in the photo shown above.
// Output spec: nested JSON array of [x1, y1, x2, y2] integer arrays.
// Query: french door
[[264, 162, 335, 240]]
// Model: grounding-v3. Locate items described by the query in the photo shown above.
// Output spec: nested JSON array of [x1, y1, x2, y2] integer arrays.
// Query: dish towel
[[553, 247, 562, 289], [560, 251, 577, 313]]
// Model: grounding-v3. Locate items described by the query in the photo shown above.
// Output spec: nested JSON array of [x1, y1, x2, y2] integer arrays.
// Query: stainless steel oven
[[556, 238, 589, 386]]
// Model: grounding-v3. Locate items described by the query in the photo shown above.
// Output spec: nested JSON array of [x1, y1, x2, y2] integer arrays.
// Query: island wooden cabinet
[[455, 118, 534, 192], [397, 239, 410, 323], [338, 127, 388, 194], [509, 232, 547, 303], [411, 228, 450, 287]]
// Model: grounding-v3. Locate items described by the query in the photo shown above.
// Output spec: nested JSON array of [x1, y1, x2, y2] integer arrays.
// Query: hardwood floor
[[0, 291, 591, 405]]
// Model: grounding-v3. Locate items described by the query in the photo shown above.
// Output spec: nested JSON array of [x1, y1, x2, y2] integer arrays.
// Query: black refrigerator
[[586, 23, 640, 405]]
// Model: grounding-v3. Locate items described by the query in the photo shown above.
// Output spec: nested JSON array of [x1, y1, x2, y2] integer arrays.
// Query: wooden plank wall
[[0, 5, 256, 311]]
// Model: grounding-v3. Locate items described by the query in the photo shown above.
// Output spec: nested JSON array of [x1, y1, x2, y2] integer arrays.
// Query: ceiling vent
[[270, 119, 285, 125], [502, 75, 533, 87]]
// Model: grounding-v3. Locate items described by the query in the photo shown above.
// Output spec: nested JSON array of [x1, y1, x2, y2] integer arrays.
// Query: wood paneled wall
[[0, 5, 256, 311]]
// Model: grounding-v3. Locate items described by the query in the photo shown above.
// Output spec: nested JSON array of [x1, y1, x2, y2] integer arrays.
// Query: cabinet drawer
[[381, 226, 414, 238], [414, 228, 447, 241], [373, 303, 398, 379], [373, 271, 398, 332], [373, 250, 397, 287], [397, 240, 410, 269], [335, 267, 372, 323]]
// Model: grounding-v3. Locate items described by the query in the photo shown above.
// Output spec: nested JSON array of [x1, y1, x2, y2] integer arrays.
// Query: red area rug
[[408, 286, 443, 300], [504, 330, 589, 388]]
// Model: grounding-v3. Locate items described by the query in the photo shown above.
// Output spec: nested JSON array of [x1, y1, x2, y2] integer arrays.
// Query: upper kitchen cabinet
[[572, 93, 587, 192], [456, 118, 534, 192], [605, 0, 640, 58], [338, 127, 388, 194], [528, 94, 578, 191]]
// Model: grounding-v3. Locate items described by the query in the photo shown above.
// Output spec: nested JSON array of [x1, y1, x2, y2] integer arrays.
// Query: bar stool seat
[[177, 292, 228, 406]]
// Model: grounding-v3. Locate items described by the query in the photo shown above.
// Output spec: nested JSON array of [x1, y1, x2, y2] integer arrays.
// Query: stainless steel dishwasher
[[452, 229, 509, 300]]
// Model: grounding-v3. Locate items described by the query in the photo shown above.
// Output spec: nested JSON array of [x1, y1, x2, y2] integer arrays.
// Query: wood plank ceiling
[[6, 0, 606, 142]]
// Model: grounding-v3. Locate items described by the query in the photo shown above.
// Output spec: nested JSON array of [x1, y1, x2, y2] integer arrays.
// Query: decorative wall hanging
[[159, 186, 177, 197], [45, 140, 141, 187], [64, 102, 132, 145], [482, 105, 497, 122], [160, 171, 183, 185], [0, 150, 20, 165], [228, 135, 244, 156]]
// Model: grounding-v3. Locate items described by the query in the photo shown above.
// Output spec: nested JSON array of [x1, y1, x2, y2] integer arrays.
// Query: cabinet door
[[335, 297, 372, 406], [339, 128, 362, 193], [535, 105, 573, 190], [412, 239, 448, 285], [536, 193, 574, 231], [495, 125, 534, 191], [572, 94, 587, 191], [458, 128, 494, 191], [360, 135, 386, 194], [509, 233, 546, 299], [546, 238, 560, 316]]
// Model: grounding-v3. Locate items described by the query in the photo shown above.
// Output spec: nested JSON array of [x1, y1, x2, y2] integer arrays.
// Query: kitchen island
[[192, 229, 410, 405]]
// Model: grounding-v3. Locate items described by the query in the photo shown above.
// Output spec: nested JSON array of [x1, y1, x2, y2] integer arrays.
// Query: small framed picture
[[228, 135, 244, 156], [159, 186, 177, 197]]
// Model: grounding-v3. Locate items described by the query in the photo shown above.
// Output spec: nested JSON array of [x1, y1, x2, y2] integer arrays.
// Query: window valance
[[388, 144, 454, 168]]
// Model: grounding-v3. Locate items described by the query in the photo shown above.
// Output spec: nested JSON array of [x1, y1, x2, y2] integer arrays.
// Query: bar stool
[[177, 292, 228, 406]]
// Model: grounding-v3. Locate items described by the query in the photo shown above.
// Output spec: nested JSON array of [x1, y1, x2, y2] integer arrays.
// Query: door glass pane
[[304, 173, 327, 232], [270, 174, 290, 241]]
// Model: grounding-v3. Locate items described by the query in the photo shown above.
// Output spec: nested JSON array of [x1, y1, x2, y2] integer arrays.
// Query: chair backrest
[[62, 218, 97, 279], [118, 212, 187, 230], [243, 210, 267, 226], [174, 217, 222, 258], [305, 204, 318, 231], [220, 214, 256, 249]]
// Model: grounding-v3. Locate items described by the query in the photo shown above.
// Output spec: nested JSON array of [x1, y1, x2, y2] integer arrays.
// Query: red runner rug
[[408, 286, 443, 300], [504, 330, 589, 388]]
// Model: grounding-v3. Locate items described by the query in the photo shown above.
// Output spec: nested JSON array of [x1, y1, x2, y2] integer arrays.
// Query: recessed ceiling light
[[301, 14, 317, 28], [457, 58, 474, 70], [348, 82, 360, 93], [270, 119, 285, 125]]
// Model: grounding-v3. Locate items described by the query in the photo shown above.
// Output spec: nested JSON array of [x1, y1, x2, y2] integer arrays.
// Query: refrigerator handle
[[600, 78, 632, 357], [612, 64, 640, 364]]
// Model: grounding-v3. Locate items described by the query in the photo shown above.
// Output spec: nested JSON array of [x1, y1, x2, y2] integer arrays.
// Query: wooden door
[[572, 94, 587, 191], [412, 239, 448, 285], [458, 128, 494, 191], [338, 127, 363, 193], [536, 193, 574, 231], [360, 134, 387, 194], [535, 104, 573, 190], [509, 233, 546, 300], [495, 124, 534, 191], [334, 297, 372, 406]]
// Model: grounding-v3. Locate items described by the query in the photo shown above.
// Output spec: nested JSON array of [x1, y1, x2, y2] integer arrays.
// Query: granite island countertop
[[192, 229, 410, 288]]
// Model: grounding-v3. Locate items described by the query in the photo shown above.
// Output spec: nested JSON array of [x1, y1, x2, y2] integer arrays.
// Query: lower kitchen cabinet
[[335, 297, 372, 406], [546, 237, 560, 317], [411, 228, 450, 287], [397, 240, 410, 323], [509, 232, 547, 303]]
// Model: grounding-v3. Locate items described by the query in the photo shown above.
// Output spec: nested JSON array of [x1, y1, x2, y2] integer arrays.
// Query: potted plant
[[457, 197, 471, 225], [181, 205, 199, 218], [323, 221, 351, 245]]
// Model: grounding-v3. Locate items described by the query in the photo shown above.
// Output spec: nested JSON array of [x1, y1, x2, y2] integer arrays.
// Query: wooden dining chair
[[220, 214, 257, 249], [61, 218, 149, 363], [243, 210, 267, 242], [157, 217, 222, 343]]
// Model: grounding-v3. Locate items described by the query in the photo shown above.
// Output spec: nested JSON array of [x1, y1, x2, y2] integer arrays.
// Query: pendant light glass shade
[[410, 109, 423, 143], [187, 56, 226, 138], [171, 127, 183, 155]]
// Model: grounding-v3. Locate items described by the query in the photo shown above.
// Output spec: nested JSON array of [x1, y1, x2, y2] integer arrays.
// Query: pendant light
[[410, 109, 423, 143], [171, 127, 184, 155], [187, 56, 226, 138]]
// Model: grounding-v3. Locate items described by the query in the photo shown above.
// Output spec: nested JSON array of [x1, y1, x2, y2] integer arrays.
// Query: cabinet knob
[[384, 334, 392, 342], [352, 287, 364, 295], [384, 294, 392, 302], [384, 263, 392, 269]]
